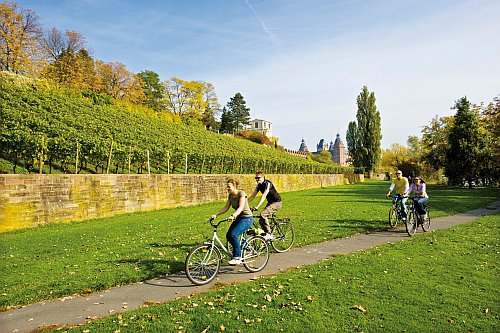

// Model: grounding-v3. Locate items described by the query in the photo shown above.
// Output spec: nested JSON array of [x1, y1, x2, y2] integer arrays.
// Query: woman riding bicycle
[[405, 176, 429, 222], [211, 179, 253, 266]]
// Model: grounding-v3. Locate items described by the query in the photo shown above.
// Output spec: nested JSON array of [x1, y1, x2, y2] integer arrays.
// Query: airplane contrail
[[244, 0, 275, 41]]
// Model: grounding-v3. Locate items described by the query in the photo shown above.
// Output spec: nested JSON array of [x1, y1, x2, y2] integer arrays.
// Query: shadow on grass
[[150, 242, 195, 251], [119, 258, 185, 276]]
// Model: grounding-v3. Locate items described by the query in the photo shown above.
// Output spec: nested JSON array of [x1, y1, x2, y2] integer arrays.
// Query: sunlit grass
[[52, 213, 500, 333], [1, 180, 498, 309]]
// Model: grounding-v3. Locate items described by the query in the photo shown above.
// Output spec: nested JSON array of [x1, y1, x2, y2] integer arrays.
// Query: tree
[[162, 78, 220, 125], [0, 1, 45, 75], [200, 82, 221, 130], [446, 97, 489, 187], [219, 107, 234, 133], [480, 95, 500, 184], [226, 93, 251, 132], [311, 150, 334, 164], [137, 70, 164, 112], [40, 28, 96, 91], [95, 60, 145, 103], [420, 115, 453, 171], [346, 121, 358, 166], [346, 86, 382, 172], [41, 28, 88, 62], [42, 49, 97, 90]]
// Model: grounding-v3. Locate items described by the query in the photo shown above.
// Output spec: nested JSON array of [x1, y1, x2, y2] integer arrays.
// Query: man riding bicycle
[[248, 171, 282, 241], [386, 170, 409, 221]]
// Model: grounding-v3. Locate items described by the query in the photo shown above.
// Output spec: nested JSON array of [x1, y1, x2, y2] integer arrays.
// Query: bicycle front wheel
[[271, 221, 295, 252], [242, 236, 269, 272], [389, 207, 398, 228], [185, 244, 221, 285], [406, 210, 417, 236], [421, 207, 431, 232]]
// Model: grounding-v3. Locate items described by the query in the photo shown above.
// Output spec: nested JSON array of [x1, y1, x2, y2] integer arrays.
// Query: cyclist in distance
[[386, 170, 410, 220], [248, 171, 282, 241], [211, 179, 254, 265], [405, 176, 429, 222]]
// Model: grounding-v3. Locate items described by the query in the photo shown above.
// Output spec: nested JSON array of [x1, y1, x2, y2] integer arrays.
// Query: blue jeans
[[393, 195, 408, 218], [413, 197, 428, 216], [226, 216, 254, 259]]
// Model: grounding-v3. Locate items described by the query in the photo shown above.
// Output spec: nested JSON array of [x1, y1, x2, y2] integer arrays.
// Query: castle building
[[298, 139, 309, 152], [298, 134, 349, 166], [330, 133, 349, 166]]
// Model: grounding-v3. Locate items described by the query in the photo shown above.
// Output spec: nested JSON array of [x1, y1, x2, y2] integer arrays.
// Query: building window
[[255, 122, 259, 128]]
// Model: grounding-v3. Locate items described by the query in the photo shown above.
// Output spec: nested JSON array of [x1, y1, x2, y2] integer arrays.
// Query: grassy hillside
[[0, 71, 353, 175]]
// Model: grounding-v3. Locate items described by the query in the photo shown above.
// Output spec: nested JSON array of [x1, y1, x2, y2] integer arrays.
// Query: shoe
[[263, 233, 274, 241], [228, 258, 242, 265]]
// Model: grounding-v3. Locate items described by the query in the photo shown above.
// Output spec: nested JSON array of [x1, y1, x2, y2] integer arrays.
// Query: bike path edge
[[1, 201, 499, 333]]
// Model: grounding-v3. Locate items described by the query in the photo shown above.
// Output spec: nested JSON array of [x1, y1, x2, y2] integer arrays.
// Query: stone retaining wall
[[0, 173, 363, 232]]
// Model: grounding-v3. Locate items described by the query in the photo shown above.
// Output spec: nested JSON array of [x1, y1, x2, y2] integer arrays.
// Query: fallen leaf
[[351, 305, 367, 313], [264, 294, 272, 302]]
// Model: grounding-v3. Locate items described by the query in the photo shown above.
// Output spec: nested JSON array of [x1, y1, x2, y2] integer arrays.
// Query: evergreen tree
[[346, 121, 359, 166], [226, 93, 251, 132], [137, 70, 164, 112], [219, 107, 234, 133], [346, 86, 382, 172], [446, 97, 489, 187]]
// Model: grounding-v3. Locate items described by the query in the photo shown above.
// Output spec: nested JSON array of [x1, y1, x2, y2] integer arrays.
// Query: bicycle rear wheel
[[421, 207, 431, 232], [242, 236, 269, 272], [185, 244, 221, 285], [271, 221, 295, 252], [406, 210, 417, 236], [389, 207, 398, 228]]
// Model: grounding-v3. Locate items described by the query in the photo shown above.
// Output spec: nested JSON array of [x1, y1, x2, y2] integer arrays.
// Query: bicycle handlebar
[[209, 217, 230, 228]]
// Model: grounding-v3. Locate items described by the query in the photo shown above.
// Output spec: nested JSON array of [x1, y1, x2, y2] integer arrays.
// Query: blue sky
[[16, 0, 500, 150]]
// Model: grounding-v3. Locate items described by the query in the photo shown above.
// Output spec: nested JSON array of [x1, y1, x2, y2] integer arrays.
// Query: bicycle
[[185, 218, 270, 285], [388, 195, 409, 228], [405, 198, 431, 236], [248, 213, 295, 252]]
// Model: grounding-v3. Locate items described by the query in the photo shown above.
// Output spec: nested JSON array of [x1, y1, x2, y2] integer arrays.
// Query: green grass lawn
[[1, 180, 498, 310], [46, 213, 500, 333]]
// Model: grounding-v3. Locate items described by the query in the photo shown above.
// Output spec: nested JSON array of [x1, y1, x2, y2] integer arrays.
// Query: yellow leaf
[[351, 305, 367, 313]]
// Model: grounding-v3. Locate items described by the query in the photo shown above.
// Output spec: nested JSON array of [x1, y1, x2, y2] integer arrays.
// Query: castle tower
[[329, 133, 349, 166], [298, 139, 309, 152], [316, 139, 328, 152]]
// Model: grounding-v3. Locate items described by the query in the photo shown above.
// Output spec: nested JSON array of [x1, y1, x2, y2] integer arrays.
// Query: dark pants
[[413, 197, 428, 216], [392, 195, 408, 219]]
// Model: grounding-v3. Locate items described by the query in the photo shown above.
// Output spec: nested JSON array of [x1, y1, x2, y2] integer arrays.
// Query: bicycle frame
[[205, 230, 231, 258], [391, 195, 409, 214], [205, 219, 251, 259]]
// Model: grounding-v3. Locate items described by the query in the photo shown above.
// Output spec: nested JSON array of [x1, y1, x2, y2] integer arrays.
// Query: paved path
[[1, 201, 499, 333]]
